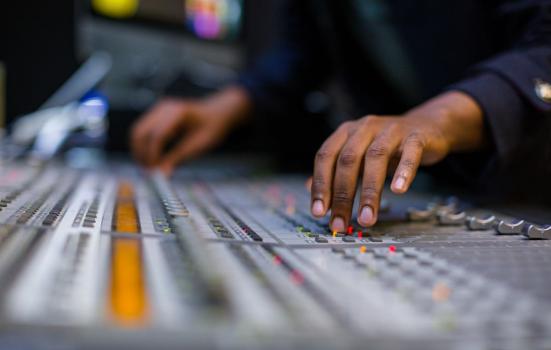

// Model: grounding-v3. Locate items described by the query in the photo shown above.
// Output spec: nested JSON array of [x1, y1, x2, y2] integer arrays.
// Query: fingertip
[[330, 216, 345, 232], [391, 176, 408, 194], [358, 205, 376, 227], [158, 161, 174, 177], [311, 199, 325, 217]]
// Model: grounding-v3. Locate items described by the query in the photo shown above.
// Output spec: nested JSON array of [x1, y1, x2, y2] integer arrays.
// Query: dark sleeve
[[236, 1, 331, 114], [449, 3, 551, 168]]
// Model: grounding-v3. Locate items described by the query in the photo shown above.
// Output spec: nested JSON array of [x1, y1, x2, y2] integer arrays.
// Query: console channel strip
[[0, 160, 550, 349]]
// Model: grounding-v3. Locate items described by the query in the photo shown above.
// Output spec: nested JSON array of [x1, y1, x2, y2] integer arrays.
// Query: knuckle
[[384, 121, 401, 135], [361, 185, 379, 203], [332, 190, 352, 205], [360, 115, 380, 129], [315, 148, 333, 162], [400, 158, 417, 171], [405, 132, 426, 148], [366, 114, 381, 122], [356, 120, 374, 135], [341, 121, 354, 128], [311, 175, 327, 191], [338, 149, 359, 167], [366, 143, 389, 159], [337, 121, 354, 133]]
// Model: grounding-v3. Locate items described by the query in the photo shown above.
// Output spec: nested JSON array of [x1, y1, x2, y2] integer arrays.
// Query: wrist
[[202, 85, 252, 126], [408, 91, 485, 152]]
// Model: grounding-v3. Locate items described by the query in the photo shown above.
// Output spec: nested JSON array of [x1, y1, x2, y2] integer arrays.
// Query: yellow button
[[535, 79, 551, 104]]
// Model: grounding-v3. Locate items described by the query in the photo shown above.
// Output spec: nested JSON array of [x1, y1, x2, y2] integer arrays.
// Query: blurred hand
[[131, 86, 251, 175], [310, 91, 485, 230]]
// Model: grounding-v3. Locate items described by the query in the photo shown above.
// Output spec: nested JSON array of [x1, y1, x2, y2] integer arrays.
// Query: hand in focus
[[131, 86, 251, 175], [310, 91, 485, 230]]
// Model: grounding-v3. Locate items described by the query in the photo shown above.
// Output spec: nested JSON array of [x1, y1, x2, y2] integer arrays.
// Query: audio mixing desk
[[0, 158, 550, 349]]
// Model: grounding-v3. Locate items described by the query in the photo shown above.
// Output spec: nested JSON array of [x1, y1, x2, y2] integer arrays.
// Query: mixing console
[[0, 159, 550, 349]]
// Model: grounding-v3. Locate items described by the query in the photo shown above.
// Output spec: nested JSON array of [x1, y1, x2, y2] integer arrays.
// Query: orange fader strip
[[114, 181, 139, 233], [110, 238, 148, 326], [109, 180, 147, 326]]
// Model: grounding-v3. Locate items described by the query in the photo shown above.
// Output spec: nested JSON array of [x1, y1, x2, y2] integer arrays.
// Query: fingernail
[[312, 200, 324, 216], [394, 177, 406, 191], [331, 217, 345, 232], [360, 206, 374, 225]]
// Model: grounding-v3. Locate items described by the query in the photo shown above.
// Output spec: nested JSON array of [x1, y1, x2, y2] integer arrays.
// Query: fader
[[0, 160, 549, 349]]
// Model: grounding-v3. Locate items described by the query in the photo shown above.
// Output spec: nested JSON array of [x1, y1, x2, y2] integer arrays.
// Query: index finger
[[158, 128, 217, 175], [131, 114, 157, 165], [311, 122, 351, 219]]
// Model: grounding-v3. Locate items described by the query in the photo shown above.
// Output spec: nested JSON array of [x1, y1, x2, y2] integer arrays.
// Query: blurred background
[[1, 0, 333, 169]]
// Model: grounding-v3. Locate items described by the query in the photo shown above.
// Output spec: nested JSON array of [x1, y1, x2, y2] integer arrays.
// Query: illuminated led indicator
[[432, 282, 451, 302], [332, 231, 337, 238], [389, 245, 396, 253], [358, 231, 363, 239], [291, 270, 304, 285], [286, 205, 296, 215], [347, 226, 353, 235], [360, 246, 367, 254]]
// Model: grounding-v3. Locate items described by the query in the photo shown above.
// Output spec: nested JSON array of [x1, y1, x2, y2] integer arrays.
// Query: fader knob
[[437, 211, 466, 225], [407, 207, 434, 221], [428, 196, 458, 216], [466, 215, 497, 230], [495, 219, 525, 235], [523, 224, 551, 239]]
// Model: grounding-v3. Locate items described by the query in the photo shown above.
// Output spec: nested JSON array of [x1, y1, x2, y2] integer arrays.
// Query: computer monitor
[[90, 0, 244, 42]]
